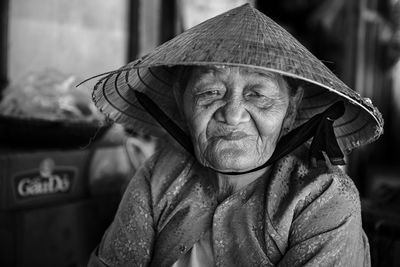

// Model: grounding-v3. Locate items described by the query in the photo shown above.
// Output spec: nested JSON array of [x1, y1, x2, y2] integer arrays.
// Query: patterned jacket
[[88, 144, 370, 267]]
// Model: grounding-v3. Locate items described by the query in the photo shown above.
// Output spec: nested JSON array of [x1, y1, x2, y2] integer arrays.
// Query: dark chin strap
[[135, 90, 346, 175]]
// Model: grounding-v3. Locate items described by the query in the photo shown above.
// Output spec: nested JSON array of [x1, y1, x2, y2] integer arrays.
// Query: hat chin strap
[[134, 90, 346, 175]]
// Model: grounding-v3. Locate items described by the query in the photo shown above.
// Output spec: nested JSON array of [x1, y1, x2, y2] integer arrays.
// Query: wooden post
[[128, 0, 140, 62], [0, 0, 9, 93]]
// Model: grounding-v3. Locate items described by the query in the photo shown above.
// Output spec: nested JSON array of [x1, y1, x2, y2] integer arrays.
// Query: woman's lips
[[219, 131, 249, 140]]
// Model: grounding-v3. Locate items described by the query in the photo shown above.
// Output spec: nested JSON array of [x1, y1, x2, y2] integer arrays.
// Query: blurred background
[[0, 0, 399, 266]]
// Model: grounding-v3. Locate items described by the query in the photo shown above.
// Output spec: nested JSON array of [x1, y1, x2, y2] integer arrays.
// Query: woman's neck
[[216, 167, 270, 194]]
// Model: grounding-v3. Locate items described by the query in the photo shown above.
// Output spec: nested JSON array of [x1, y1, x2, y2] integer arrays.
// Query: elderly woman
[[87, 4, 383, 267]]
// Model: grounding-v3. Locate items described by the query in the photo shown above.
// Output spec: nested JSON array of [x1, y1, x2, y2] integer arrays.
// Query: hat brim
[[92, 62, 381, 153]]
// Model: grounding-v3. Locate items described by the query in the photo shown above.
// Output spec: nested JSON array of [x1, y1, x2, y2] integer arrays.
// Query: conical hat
[[91, 3, 383, 153]]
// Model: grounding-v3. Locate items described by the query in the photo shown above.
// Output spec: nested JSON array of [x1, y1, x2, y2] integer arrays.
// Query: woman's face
[[182, 66, 294, 172]]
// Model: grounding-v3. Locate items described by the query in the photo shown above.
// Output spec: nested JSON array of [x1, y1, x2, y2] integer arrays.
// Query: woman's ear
[[280, 86, 304, 136]]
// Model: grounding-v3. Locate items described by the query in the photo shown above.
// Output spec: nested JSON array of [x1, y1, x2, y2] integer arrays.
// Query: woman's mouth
[[220, 131, 249, 140]]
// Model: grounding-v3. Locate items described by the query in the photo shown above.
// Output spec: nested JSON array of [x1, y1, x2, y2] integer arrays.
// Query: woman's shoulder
[[267, 146, 361, 221], [137, 142, 198, 199], [138, 141, 192, 176], [265, 147, 362, 243], [148, 142, 194, 175], [277, 145, 358, 194], [294, 147, 359, 202]]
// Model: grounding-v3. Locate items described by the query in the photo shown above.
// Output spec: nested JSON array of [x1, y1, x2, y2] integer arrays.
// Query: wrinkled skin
[[182, 66, 303, 174]]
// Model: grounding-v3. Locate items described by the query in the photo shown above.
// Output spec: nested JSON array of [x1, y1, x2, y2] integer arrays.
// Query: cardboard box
[[0, 195, 120, 267], [0, 149, 92, 210]]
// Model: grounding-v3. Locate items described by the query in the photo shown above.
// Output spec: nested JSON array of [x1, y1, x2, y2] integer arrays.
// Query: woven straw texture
[[92, 3, 383, 153]]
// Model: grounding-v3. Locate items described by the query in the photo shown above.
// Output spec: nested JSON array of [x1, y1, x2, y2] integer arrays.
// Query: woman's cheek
[[254, 112, 286, 138], [189, 111, 210, 147]]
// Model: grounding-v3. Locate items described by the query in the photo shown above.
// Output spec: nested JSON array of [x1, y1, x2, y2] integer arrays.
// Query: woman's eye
[[194, 88, 224, 105], [245, 91, 265, 98], [244, 89, 274, 107], [197, 89, 223, 98]]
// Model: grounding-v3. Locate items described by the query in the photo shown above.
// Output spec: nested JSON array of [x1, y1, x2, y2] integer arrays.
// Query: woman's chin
[[198, 146, 269, 173], [206, 156, 258, 173]]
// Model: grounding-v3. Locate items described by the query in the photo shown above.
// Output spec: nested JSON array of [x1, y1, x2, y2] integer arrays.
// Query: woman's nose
[[215, 97, 250, 125]]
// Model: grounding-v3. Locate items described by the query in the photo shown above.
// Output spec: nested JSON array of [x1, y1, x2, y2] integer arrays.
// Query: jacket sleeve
[[277, 171, 371, 267], [88, 156, 156, 267]]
